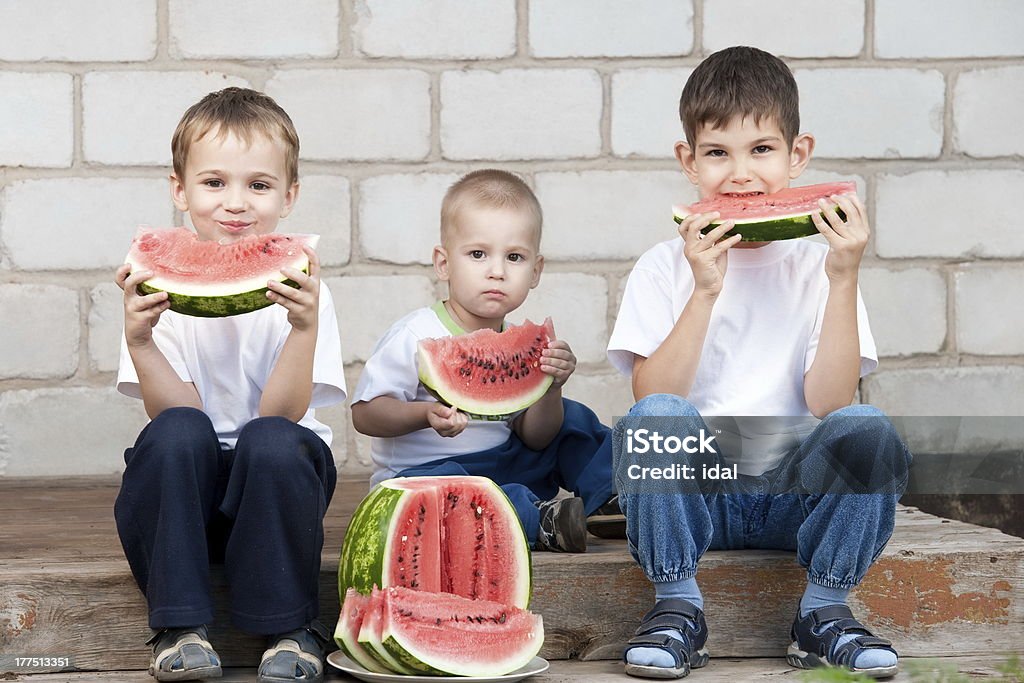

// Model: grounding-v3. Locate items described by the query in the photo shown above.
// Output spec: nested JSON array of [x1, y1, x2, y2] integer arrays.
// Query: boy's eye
[[507, 253, 523, 263], [469, 250, 485, 259], [753, 145, 772, 154], [250, 181, 270, 191], [203, 179, 224, 188], [705, 149, 726, 157]]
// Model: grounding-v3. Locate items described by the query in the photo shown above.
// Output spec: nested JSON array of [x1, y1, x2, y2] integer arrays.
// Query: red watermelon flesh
[[675, 181, 858, 223], [417, 318, 556, 418], [357, 587, 419, 675], [336, 589, 390, 674]]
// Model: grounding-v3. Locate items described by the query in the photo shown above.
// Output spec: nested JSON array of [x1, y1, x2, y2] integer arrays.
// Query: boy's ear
[[674, 140, 700, 185], [279, 181, 300, 218], [789, 133, 815, 179], [530, 254, 545, 289], [169, 174, 189, 212], [432, 244, 450, 282]]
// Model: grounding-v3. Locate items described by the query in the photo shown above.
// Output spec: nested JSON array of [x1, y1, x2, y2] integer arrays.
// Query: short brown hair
[[679, 46, 800, 147], [440, 170, 543, 246], [171, 87, 300, 185]]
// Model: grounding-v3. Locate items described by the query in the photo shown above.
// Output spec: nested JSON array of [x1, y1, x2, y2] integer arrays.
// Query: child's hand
[[268, 245, 320, 332], [427, 403, 468, 437], [540, 339, 576, 388], [116, 263, 170, 348], [679, 211, 741, 298], [812, 193, 869, 283]]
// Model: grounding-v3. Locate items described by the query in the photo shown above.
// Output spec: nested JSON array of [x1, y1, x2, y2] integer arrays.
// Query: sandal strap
[[623, 633, 691, 669], [639, 597, 702, 623], [792, 607, 896, 667], [806, 604, 854, 627], [832, 635, 897, 668], [633, 598, 708, 651]]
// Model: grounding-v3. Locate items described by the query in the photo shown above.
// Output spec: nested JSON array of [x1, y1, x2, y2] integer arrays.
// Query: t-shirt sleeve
[[309, 283, 347, 408], [607, 264, 678, 377], [351, 322, 421, 405], [804, 283, 878, 378], [116, 315, 192, 399]]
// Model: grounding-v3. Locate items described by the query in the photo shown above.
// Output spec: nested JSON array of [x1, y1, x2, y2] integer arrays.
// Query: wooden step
[[1, 477, 1022, 675]]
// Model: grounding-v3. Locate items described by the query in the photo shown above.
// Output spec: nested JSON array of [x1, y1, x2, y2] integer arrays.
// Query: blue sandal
[[257, 620, 330, 683], [787, 605, 898, 679], [147, 625, 222, 681], [623, 598, 710, 679]]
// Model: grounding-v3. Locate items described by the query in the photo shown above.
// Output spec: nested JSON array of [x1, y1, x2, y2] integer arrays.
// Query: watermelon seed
[[436, 618, 442, 625]]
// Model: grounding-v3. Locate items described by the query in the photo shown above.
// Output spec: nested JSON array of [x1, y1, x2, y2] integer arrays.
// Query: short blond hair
[[440, 170, 543, 247], [171, 87, 300, 185]]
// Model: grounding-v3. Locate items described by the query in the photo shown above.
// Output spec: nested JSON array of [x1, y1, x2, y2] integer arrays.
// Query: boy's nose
[[223, 188, 247, 211], [487, 262, 506, 279]]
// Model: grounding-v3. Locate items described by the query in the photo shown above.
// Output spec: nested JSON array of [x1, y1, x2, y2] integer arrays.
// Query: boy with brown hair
[[114, 87, 346, 682], [608, 47, 910, 679]]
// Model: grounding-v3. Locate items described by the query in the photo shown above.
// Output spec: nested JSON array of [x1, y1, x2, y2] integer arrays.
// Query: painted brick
[[325, 275, 437, 363], [266, 70, 431, 162], [956, 267, 1024, 356], [611, 68, 692, 158], [351, 430, 376, 476], [0, 0, 156, 62], [860, 268, 946, 357], [0, 72, 73, 168], [441, 70, 602, 160], [795, 69, 944, 159], [1, 178, 174, 271], [169, 0, 338, 59], [529, 0, 693, 58], [954, 67, 1024, 158], [88, 283, 124, 374], [279, 175, 352, 267], [510, 273, 609, 364], [535, 171, 695, 261], [863, 367, 1024, 416], [0, 388, 150, 477], [876, 0, 1024, 58], [0, 285, 79, 380], [354, 0, 515, 59], [83, 72, 249, 166], [705, 0, 864, 57], [562, 372, 636, 426], [875, 171, 1024, 259], [359, 174, 460, 265], [308, 401, 350, 461]]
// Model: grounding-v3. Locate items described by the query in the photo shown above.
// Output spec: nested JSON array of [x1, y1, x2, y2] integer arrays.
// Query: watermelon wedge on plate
[[124, 227, 318, 318], [673, 181, 858, 242]]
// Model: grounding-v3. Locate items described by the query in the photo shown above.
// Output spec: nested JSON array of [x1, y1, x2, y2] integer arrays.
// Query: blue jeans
[[613, 394, 911, 590]]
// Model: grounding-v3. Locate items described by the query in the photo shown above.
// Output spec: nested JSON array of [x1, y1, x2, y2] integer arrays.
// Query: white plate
[[326, 651, 550, 682]]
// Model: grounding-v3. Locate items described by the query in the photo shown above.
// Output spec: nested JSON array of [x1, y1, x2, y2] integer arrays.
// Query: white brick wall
[[169, 0, 339, 59], [441, 70, 603, 160], [0, 285, 79, 379], [0, 0, 156, 62], [267, 70, 431, 162], [354, 0, 516, 59], [278, 175, 352, 267], [796, 69, 945, 159], [562, 372, 635, 425], [704, 0, 865, 58], [955, 267, 1024, 356], [0, 73, 74, 168], [611, 68, 692, 157], [83, 72, 250, 166], [529, 0, 694, 58], [954, 67, 1024, 158], [88, 283, 124, 374], [863, 368, 1024, 416], [860, 268, 947, 357], [875, 0, 1024, 59], [359, 174, 460, 265], [875, 171, 1024, 259], [510, 273, 609, 365]]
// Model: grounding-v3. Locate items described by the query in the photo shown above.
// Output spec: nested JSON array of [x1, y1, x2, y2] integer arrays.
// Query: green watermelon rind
[[673, 207, 848, 242], [357, 609, 419, 675], [137, 274, 304, 318]]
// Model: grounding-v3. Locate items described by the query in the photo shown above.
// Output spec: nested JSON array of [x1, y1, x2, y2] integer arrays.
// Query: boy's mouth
[[219, 221, 252, 232], [722, 191, 765, 198]]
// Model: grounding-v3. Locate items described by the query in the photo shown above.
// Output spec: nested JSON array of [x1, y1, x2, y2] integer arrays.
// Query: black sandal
[[147, 625, 222, 681], [257, 620, 331, 683], [787, 605, 898, 679], [623, 598, 710, 679]]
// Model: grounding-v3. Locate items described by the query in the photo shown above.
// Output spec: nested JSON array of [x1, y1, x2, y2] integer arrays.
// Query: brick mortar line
[[338, 0, 352, 59], [157, 0, 169, 61]]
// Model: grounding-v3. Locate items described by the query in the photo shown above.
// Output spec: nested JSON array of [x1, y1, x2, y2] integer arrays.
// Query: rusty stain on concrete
[[859, 558, 1011, 630]]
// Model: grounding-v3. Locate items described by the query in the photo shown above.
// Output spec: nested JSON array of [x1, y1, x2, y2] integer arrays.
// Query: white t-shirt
[[117, 281, 347, 448], [352, 302, 516, 485], [607, 238, 877, 475]]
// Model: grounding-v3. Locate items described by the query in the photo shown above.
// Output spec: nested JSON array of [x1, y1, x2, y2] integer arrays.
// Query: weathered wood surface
[[1, 478, 1022, 672]]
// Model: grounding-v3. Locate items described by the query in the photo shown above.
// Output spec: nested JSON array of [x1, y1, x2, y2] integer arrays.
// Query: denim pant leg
[[781, 405, 911, 589], [114, 407, 223, 629], [613, 394, 723, 583], [219, 417, 337, 635]]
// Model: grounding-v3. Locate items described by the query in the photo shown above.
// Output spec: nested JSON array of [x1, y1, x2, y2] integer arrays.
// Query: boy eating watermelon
[[607, 47, 911, 679], [113, 88, 346, 682], [351, 169, 623, 553]]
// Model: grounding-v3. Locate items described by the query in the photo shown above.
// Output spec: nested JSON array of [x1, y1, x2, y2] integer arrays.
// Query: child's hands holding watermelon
[[812, 193, 869, 282], [540, 339, 576, 388], [679, 211, 741, 298], [267, 244, 320, 332], [116, 263, 170, 348], [427, 403, 469, 438]]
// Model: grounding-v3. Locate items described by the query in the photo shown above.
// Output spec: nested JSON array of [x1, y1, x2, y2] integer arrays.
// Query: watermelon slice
[[418, 318, 555, 419], [124, 227, 318, 318], [673, 181, 858, 242], [334, 588, 391, 674]]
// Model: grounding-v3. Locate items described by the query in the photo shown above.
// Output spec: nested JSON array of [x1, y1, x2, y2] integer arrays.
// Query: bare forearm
[[129, 341, 202, 419], [804, 279, 860, 418], [632, 292, 716, 400], [260, 328, 316, 422], [515, 388, 564, 450], [352, 396, 436, 437]]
